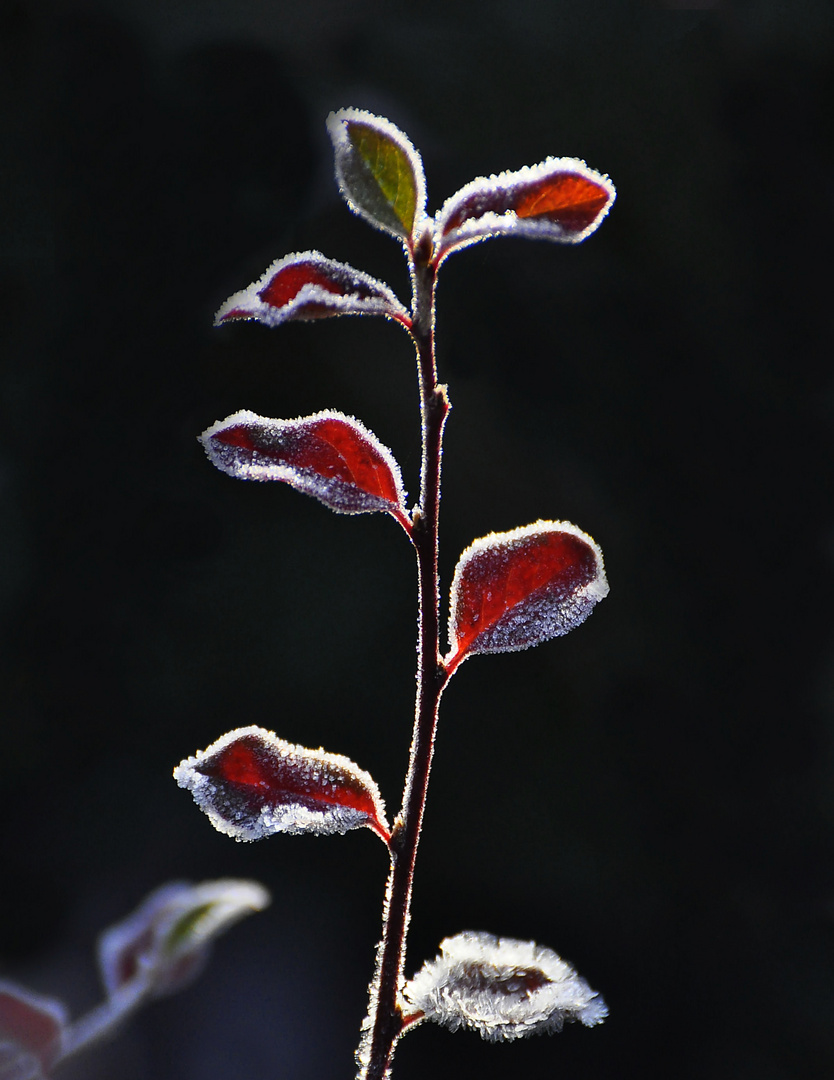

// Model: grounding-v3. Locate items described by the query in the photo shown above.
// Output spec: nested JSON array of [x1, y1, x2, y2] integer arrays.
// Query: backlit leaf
[[200, 409, 410, 528], [174, 726, 391, 844], [98, 879, 270, 1000], [402, 931, 607, 1041], [0, 983, 67, 1078], [434, 158, 615, 263], [446, 520, 608, 669], [327, 108, 426, 245], [214, 251, 410, 328]]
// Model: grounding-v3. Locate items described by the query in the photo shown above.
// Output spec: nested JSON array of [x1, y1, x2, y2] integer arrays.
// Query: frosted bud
[[402, 931, 607, 1041]]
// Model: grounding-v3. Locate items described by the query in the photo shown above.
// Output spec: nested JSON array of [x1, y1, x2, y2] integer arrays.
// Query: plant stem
[[359, 236, 450, 1080], [59, 981, 149, 1065]]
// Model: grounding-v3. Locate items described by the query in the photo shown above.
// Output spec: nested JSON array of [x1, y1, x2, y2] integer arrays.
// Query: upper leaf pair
[[328, 107, 615, 263], [213, 110, 615, 335]]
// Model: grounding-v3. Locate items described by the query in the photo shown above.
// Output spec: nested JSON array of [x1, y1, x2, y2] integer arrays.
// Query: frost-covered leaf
[[446, 520, 608, 669], [327, 109, 426, 245], [402, 931, 607, 1041], [98, 879, 270, 1000], [174, 726, 391, 844], [0, 982, 67, 1079], [214, 251, 410, 328], [200, 409, 410, 527], [434, 159, 615, 262]]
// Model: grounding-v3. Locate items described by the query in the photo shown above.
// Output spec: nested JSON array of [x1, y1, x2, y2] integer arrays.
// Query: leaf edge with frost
[[327, 108, 428, 245], [214, 250, 411, 328], [174, 725, 391, 844], [200, 408, 409, 521], [446, 519, 609, 666], [434, 157, 616, 263]]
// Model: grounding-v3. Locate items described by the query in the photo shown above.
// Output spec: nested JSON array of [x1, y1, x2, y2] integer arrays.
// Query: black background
[[2, 1, 834, 1078]]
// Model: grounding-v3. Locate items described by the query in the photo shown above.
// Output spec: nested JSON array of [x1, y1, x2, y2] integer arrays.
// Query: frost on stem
[[354, 868, 401, 1080], [214, 251, 410, 329], [434, 158, 615, 263], [327, 109, 427, 246], [402, 931, 607, 1041], [201, 409, 410, 527], [174, 726, 391, 844], [446, 520, 608, 668]]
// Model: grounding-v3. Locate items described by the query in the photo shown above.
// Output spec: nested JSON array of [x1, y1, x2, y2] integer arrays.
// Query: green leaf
[[348, 122, 418, 235], [327, 108, 426, 245], [163, 902, 216, 956]]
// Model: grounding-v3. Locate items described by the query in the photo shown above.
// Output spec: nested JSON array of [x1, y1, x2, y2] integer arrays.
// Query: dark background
[[2, 1, 834, 1078]]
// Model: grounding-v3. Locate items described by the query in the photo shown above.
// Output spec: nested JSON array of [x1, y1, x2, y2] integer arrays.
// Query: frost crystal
[[402, 931, 607, 1041]]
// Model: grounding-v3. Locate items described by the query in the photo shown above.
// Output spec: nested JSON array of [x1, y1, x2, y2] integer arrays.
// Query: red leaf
[[214, 251, 410, 328], [201, 409, 410, 528], [446, 521, 608, 670], [174, 727, 391, 844], [0, 982, 67, 1072], [434, 159, 615, 263]]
